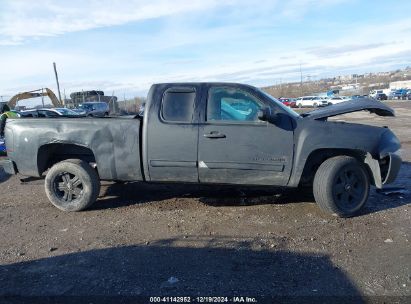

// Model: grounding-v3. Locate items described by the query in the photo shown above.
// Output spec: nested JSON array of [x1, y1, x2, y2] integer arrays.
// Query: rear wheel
[[45, 159, 100, 211], [313, 156, 370, 217]]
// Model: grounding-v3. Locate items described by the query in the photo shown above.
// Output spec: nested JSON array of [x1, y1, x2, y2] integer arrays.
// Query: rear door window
[[161, 88, 196, 122]]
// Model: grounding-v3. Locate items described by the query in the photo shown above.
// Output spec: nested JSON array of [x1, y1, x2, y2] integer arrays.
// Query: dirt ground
[[0, 101, 410, 301]]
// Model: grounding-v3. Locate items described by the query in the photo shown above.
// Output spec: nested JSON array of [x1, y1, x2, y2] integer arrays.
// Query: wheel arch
[[37, 143, 97, 176], [296, 148, 375, 187]]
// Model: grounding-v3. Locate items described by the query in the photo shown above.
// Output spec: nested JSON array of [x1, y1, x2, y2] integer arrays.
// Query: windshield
[[55, 108, 79, 115], [258, 89, 301, 118], [78, 104, 93, 110]]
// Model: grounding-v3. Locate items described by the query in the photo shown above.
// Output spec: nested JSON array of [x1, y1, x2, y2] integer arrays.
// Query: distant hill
[[262, 66, 411, 98]]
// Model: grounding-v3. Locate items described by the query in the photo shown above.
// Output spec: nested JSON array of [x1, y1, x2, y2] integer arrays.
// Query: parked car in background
[[75, 102, 110, 117], [388, 89, 408, 100], [53, 108, 82, 116], [375, 93, 388, 101], [20, 109, 55, 118], [138, 102, 146, 117], [295, 96, 327, 108], [278, 98, 296, 108], [407, 90, 411, 100], [369, 90, 384, 98], [20, 108, 82, 118]]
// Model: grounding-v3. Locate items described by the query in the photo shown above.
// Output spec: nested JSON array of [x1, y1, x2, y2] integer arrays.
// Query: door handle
[[204, 131, 226, 139]]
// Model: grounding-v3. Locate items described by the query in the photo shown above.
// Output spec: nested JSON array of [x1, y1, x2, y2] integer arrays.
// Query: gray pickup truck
[[0, 83, 402, 217]]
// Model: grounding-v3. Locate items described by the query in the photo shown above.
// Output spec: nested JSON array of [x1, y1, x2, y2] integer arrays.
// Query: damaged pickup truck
[[0, 83, 402, 217]]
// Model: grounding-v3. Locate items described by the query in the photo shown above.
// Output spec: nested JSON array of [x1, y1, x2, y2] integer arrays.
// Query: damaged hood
[[301, 98, 395, 120]]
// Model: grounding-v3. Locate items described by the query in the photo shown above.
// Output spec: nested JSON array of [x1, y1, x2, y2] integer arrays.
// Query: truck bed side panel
[[5, 118, 143, 181]]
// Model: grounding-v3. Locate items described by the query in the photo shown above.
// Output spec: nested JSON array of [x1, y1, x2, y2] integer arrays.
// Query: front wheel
[[313, 156, 370, 217], [45, 159, 100, 211]]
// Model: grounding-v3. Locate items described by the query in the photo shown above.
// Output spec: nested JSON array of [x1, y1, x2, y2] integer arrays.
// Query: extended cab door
[[198, 85, 294, 186], [144, 85, 201, 182]]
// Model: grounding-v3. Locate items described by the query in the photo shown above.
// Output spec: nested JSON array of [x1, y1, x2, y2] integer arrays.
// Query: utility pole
[[53, 62, 63, 105], [124, 93, 128, 114], [300, 62, 303, 96], [63, 89, 67, 107], [109, 90, 115, 114], [41, 88, 45, 107]]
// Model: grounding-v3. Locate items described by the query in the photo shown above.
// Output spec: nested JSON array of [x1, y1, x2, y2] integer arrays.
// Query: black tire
[[313, 156, 370, 217], [45, 159, 100, 211], [298, 103, 303, 108]]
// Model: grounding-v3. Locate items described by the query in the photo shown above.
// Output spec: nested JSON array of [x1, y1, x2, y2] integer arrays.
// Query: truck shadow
[[92, 182, 312, 211], [358, 161, 411, 216], [93, 162, 410, 216], [0, 236, 364, 301]]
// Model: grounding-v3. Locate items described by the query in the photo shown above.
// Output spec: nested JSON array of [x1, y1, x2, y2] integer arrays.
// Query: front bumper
[[365, 152, 402, 189], [382, 152, 402, 185], [0, 158, 17, 175]]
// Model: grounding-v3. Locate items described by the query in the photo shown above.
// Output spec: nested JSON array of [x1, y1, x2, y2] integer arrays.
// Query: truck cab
[[143, 83, 296, 186]]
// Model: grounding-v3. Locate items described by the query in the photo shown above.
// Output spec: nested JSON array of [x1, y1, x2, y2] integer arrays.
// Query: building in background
[[389, 80, 411, 90]]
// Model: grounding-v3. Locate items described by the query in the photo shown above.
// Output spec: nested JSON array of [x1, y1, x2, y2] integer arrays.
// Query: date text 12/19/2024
[[150, 296, 257, 303]]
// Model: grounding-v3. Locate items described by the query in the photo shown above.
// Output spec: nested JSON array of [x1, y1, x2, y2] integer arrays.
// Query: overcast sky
[[1, 0, 411, 105]]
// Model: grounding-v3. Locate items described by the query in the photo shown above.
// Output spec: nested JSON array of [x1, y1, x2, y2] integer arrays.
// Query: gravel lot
[[0, 101, 410, 301]]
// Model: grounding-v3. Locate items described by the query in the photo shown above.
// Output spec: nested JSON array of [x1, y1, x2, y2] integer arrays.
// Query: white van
[[295, 96, 327, 108], [369, 90, 383, 98]]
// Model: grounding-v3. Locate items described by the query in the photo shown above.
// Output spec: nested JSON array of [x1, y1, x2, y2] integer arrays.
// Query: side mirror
[[257, 107, 270, 121], [258, 107, 279, 124]]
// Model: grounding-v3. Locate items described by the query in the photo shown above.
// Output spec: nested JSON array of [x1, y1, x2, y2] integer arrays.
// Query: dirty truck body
[[1, 83, 402, 217]]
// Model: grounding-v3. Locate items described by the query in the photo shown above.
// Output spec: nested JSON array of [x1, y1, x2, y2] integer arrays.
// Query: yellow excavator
[[7, 88, 62, 109]]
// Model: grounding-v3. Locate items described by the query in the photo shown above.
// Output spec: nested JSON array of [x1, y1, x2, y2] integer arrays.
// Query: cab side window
[[207, 87, 264, 122], [161, 88, 196, 122]]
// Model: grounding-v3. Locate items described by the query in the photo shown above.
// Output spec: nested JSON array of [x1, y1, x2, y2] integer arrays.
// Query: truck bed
[[5, 117, 143, 181]]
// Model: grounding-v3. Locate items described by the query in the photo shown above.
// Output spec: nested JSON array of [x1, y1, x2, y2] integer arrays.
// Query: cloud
[[280, 0, 350, 18], [0, 0, 224, 45], [0, 0, 350, 45], [305, 42, 393, 57]]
